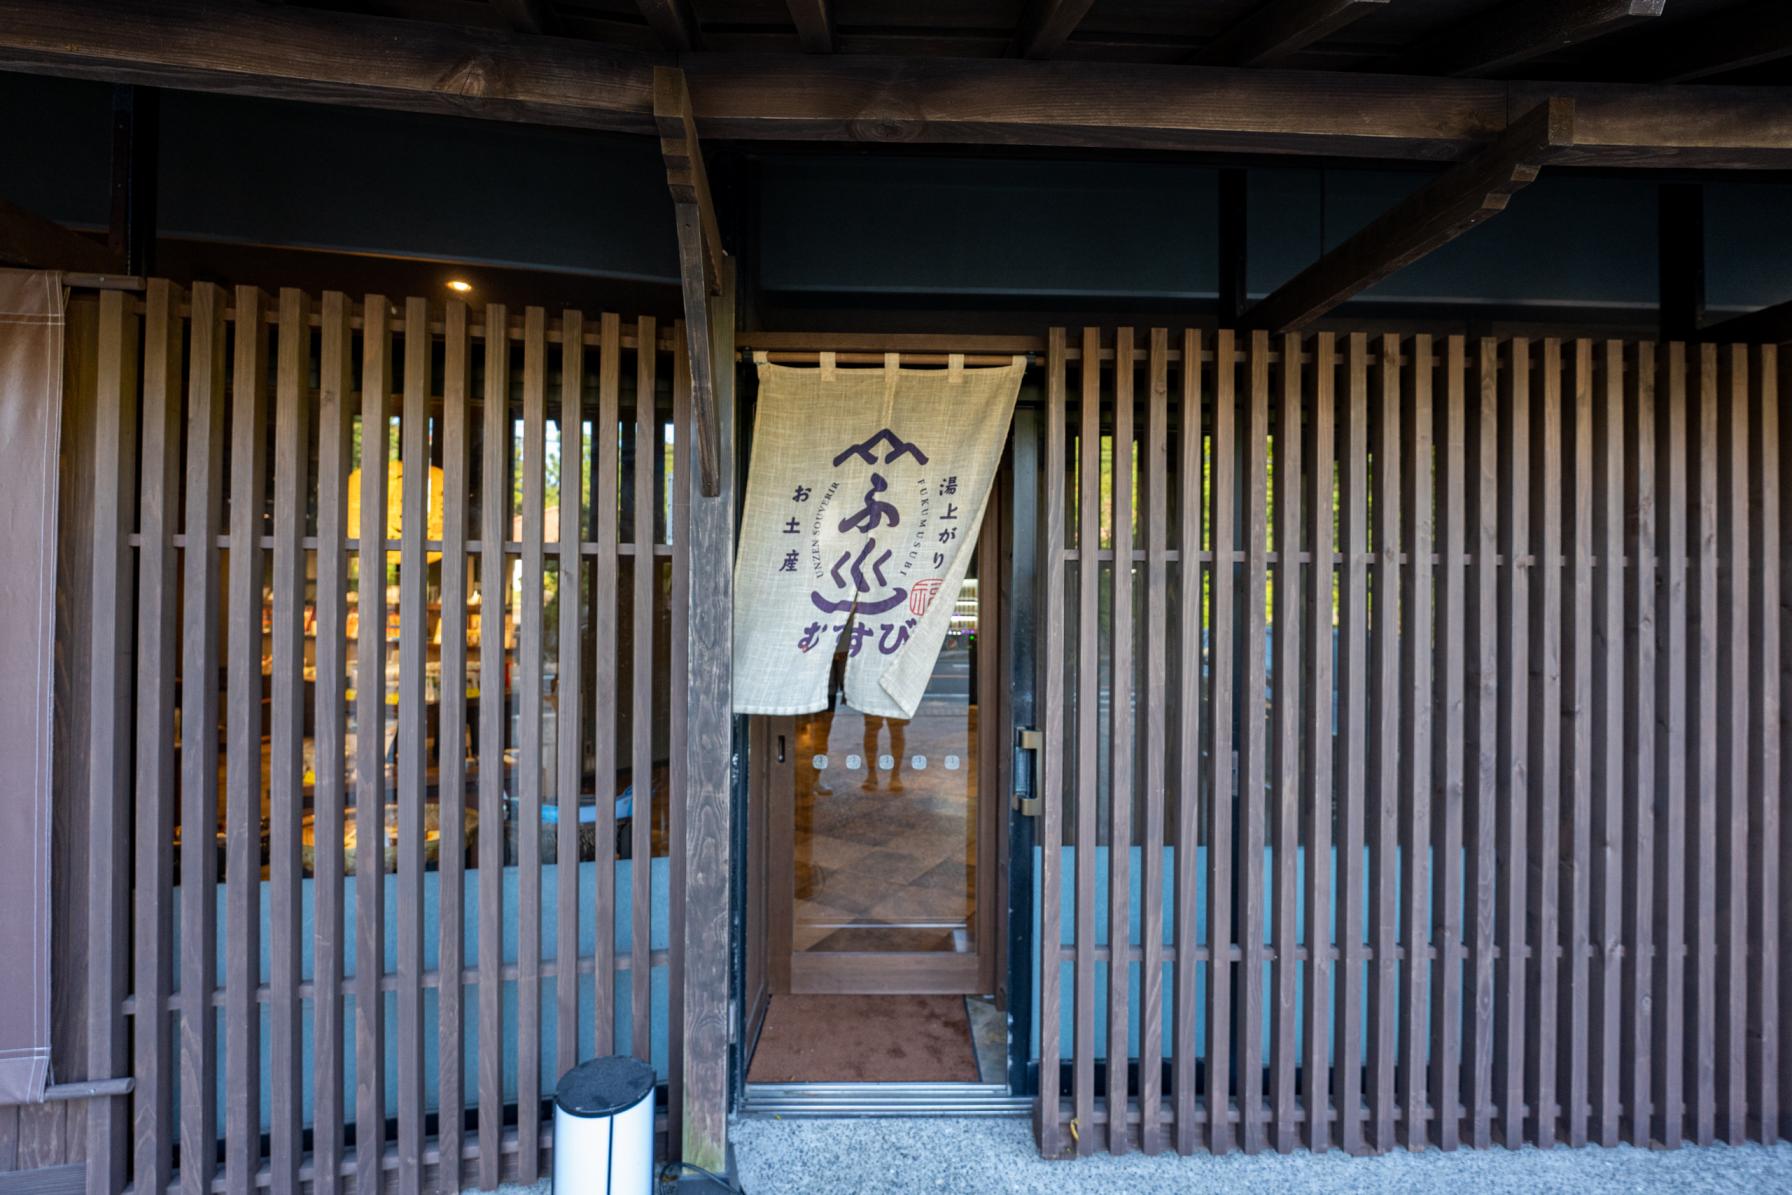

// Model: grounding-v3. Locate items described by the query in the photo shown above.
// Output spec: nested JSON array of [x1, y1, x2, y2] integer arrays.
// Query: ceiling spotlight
[[446, 278, 474, 294]]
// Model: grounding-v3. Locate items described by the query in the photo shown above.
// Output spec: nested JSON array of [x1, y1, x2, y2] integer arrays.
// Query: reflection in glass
[[792, 553, 980, 955]]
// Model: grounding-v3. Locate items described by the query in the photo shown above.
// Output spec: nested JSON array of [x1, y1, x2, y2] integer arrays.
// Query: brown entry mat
[[747, 995, 980, 1083]]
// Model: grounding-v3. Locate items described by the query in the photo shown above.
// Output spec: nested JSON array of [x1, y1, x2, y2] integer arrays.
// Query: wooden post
[[681, 258, 736, 1178]]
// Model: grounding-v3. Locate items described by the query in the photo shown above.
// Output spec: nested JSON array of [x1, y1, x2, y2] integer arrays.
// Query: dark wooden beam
[[2, 1, 1791, 169], [1658, 182, 1705, 342], [1701, 297, 1792, 345], [786, 0, 833, 53], [0, 194, 119, 273], [1638, 0, 1792, 84], [1217, 168, 1248, 325], [0, 0, 656, 134], [489, 0, 556, 35], [106, 84, 157, 276], [1245, 97, 1575, 332], [1396, 0, 1667, 78], [635, 0, 700, 51], [1017, 0, 1097, 60], [655, 65, 724, 498], [1192, 0, 1388, 68]]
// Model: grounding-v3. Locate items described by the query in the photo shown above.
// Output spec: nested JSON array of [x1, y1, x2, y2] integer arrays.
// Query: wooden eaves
[[2, 0, 1791, 169]]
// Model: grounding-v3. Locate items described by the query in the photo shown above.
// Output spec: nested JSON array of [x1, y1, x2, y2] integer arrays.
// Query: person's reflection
[[862, 716, 907, 793], [810, 648, 848, 796]]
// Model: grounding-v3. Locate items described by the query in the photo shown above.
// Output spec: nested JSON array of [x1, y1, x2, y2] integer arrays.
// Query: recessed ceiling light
[[446, 278, 473, 294]]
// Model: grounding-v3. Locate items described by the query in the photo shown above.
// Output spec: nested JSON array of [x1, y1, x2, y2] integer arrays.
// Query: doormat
[[747, 995, 980, 1083]]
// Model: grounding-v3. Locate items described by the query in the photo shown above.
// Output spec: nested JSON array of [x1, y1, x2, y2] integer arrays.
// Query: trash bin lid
[[554, 1056, 656, 1119]]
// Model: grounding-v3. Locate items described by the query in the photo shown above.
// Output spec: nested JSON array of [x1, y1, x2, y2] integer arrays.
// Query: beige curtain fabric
[[0, 270, 63, 1105], [733, 352, 1023, 719]]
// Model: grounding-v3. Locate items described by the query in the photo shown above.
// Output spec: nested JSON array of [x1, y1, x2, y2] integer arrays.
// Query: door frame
[[754, 463, 1007, 998]]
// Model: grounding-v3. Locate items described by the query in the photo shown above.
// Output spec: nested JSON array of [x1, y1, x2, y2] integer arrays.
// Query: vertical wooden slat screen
[[227, 286, 272, 1192], [269, 288, 311, 1194], [1033, 325, 1792, 1163], [178, 282, 225, 1195], [76, 286, 688, 1193]]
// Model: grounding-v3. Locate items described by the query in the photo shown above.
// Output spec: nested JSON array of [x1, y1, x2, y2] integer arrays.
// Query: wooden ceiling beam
[[1192, 0, 1389, 69], [1, 1, 1789, 169], [0, 194, 119, 273], [635, 0, 701, 51], [1017, 0, 1097, 60], [654, 66, 724, 497], [786, 0, 833, 53], [1244, 97, 1576, 332], [1701, 298, 1792, 345], [490, 0, 556, 36], [1638, 0, 1792, 83], [1397, 0, 1667, 78]]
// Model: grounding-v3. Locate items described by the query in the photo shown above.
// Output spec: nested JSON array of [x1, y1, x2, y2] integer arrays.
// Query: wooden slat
[[1206, 328, 1237, 1156], [1171, 329, 1203, 1156], [1335, 333, 1370, 1157], [353, 295, 391, 1195], [312, 292, 354, 1195], [1138, 328, 1169, 1157], [1716, 343, 1751, 1145], [1494, 337, 1532, 1151], [1431, 336, 1469, 1151], [556, 310, 586, 1083], [177, 282, 225, 1195], [1747, 343, 1782, 1143], [1395, 0, 1666, 78], [1192, 0, 1387, 67], [1106, 327, 1134, 1154], [1561, 339, 1595, 1149], [630, 316, 657, 1067], [1364, 334, 1401, 1154], [130, 277, 182, 1195], [1398, 335, 1435, 1151], [1524, 337, 1563, 1151], [1238, 331, 1270, 1155], [1269, 332, 1303, 1155], [666, 324, 690, 1154], [1635, 0, 1792, 83], [592, 313, 622, 1055], [634, 0, 701, 51], [1017, 0, 1096, 59], [84, 290, 137, 1195], [434, 300, 471, 1195], [1589, 340, 1626, 1147], [475, 302, 509, 1191], [1653, 341, 1688, 1150], [395, 295, 432, 1194], [1621, 340, 1658, 1148], [225, 284, 270, 1192], [1301, 333, 1336, 1155], [1074, 325, 1100, 1156], [1690, 343, 1720, 1147], [268, 287, 313, 1194], [785, 0, 833, 52], [1463, 338, 1500, 1151], [1036, 326, 1067, 1159], [516, 306, 548, 1185]]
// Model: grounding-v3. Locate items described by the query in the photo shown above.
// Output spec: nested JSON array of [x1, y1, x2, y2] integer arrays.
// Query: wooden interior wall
[[53, 283, 697, 1193], [1035, 326, 1792, 1158]]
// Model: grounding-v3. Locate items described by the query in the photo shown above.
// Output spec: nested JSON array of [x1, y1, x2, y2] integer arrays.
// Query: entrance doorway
[[761, 516, 1000, 997], [741, 447, 1013, 1092]]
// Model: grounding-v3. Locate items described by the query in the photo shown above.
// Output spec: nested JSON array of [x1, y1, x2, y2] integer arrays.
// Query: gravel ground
[[726, 1116, 1792, 1195]]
